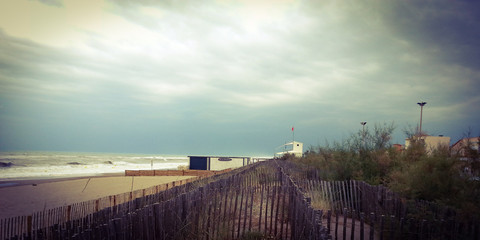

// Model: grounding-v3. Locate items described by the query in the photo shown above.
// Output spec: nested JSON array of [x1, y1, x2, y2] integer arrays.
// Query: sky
[[0, 0, 479, 156]]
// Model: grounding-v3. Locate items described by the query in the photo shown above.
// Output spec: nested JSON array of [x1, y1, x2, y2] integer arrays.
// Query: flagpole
[[292, 126, 295, 143]]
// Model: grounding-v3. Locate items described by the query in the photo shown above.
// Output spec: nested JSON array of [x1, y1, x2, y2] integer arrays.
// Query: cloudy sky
[[0, 0, 479, 156]]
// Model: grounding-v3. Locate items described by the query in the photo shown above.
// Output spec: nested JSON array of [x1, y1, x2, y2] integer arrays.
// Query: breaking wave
[[0, 152, 188, 180]]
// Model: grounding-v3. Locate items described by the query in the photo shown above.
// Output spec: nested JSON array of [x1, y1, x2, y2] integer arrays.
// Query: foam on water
[[0, 152, 189, 180]]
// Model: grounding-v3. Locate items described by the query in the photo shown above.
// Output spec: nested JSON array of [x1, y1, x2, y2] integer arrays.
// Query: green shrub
[[294, 124, 480, 220]]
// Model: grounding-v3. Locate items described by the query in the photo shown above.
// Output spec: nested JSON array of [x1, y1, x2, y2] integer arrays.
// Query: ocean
[[0, 152, 189, 181]]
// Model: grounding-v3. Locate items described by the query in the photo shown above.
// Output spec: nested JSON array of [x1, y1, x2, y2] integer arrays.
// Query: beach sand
[[0, 175, 195, 219]]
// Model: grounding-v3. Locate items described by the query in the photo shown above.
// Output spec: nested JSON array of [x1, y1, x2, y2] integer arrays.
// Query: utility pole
[[417, 102, 427, 136]]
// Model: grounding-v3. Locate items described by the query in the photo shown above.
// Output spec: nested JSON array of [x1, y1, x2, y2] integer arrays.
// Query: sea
[[0, 151, 189, 181]]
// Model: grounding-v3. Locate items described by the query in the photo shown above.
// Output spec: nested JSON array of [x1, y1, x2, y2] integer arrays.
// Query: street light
[[417, 102, 427, 136], [360, 122, 367, 131], [360, 122, 367, 148]]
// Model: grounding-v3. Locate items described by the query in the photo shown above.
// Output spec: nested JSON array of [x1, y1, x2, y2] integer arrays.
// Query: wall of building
[[405, 136, 450, 154], [424, 136, 450, 151], [209, 157, 249, 171], [275, 141, 303, 157], [189, 156, 251, 171]]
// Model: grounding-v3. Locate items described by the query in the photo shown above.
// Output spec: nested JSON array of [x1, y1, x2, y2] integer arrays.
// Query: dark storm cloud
[[0, 0, 479, 154], [387, 0, 480, 69]]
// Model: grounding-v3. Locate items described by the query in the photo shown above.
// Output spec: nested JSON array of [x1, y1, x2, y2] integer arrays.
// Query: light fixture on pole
[[360, 122, 367, 131], [360, 122, 367, 148], [417, 102, 427, 136]]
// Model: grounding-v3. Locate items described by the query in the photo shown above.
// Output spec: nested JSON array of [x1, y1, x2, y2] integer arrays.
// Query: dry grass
[[308, 190, 332, 211]]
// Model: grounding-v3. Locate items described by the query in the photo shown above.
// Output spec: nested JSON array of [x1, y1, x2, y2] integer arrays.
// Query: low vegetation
[[292, 123, 480, 219]]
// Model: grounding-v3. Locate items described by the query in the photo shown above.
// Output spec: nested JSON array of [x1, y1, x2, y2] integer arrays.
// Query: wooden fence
[[0, 176, 201, 240], [2, 160, 478, 239], [125, 169, 232, 177], [275, 160, 480, 240], [0, 161, 330, 240]]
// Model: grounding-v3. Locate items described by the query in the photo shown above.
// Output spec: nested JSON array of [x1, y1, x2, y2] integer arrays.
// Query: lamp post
[[360, 122, 367, 148], [417, 102, 427, 136], [360, 122, 367, 132]]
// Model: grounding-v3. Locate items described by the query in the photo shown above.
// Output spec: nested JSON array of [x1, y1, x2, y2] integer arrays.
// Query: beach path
[[0, 176, 194, 219]]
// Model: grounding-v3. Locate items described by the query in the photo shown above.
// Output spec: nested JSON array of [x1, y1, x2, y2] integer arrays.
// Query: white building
[[275, 141, 304, 158], [189, 156, 252, 171], [405, 135, 451, 154]]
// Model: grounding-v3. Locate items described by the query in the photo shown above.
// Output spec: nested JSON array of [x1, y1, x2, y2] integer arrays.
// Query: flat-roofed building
[[188, 156, 252, 171], [275, 141, 303, 158], [405, 135, 450, 154]]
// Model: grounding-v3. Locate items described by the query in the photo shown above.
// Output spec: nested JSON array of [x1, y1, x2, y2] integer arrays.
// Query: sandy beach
[[0, 175, 195, 219]]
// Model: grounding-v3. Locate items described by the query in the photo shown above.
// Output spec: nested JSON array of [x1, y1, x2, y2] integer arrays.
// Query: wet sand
[[0, 175, 195, 219]]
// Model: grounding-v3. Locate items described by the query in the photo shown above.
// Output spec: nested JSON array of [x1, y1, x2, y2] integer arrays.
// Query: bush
[[295, 124, 480, 219], [300, 122, 396, 183]]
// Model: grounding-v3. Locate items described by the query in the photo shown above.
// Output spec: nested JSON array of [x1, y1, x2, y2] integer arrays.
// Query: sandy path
[[0, 175, 194, 219]]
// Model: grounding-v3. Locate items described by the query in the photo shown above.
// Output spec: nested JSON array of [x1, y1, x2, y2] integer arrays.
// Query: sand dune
[[0, 175, 195, 219]]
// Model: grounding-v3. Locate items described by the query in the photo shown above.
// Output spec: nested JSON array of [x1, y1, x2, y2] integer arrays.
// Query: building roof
[[451, 137, 480, 150]]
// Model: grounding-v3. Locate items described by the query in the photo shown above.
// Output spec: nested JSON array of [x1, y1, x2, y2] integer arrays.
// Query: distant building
[[451, 137, 480, 178], [451, 137, 480, 158], [392, 144, 403, 152], [188, 156, 252, 171], [275, 141, 304, 158], [405, 135, 451, 154]]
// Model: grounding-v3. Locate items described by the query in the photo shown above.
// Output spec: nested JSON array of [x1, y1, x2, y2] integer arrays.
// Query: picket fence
[[1, 160, 479, 240], [278, 160, 480, 240], [0, 161, 328, 239], [0, 176, 200, 240]]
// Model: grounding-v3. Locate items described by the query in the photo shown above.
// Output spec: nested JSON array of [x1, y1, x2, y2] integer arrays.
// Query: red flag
[[292, 126, 294, 131]]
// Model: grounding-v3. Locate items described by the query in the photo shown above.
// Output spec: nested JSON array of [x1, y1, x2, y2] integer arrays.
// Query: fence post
[[370, 212, 375, 240], [360, 212, 365, 240], [231, 187, 239, 239], [380, 215, 385, 240], [236, 188, 244, 239], [243, 188, 249, 237], [351, 210, 356, 240], [280, 186, 287, 238], [343, 208, 348, 240], [249, 187, 255, 232], [264, 186, 269, 235], [327, 210, 332, 234], [269, 187, 276, 235], [335, 211, 339, 240], [27, 215, 33, 236]]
